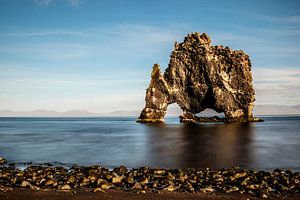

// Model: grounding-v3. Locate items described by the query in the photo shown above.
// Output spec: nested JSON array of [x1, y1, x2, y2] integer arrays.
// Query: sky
[[0, 0, 299, 113]]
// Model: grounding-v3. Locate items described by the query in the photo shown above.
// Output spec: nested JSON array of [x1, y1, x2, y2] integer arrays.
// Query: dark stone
[[0, 157, 6, 165], [0, 165, 299, 197], [113, 166, 128, 175], [137, 32, 263, 123]]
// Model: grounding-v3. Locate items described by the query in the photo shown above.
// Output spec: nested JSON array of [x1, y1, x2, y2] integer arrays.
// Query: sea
[[0, 116, 299, 171]]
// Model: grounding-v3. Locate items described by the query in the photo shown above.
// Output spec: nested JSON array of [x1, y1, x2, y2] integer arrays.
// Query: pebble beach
[[1, 157, 299, 199]]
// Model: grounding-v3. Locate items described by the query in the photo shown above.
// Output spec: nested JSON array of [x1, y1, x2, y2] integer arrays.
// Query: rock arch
[[137, 32, 262, 123]]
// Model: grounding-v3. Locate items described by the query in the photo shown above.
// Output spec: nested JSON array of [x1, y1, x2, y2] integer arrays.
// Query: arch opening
[[165, 103, 182, 117], [195, 109, 225, 118]]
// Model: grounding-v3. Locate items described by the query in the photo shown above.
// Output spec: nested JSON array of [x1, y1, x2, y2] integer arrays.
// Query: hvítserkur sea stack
[[137, 32, 262, 123]]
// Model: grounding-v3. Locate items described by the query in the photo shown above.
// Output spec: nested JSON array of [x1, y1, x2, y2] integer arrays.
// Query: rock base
[[136, 119, 164, 123], [179, 116, 264, 123]]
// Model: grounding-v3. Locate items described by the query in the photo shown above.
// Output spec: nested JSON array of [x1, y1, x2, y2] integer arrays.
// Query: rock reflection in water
[[144, 123, 253, 169]]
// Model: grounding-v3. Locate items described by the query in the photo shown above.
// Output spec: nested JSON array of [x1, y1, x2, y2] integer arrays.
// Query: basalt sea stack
[[137, 32, 262, 123]]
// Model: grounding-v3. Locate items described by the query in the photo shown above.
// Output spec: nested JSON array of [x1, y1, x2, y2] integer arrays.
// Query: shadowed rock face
[[137, 32, 261, 123]]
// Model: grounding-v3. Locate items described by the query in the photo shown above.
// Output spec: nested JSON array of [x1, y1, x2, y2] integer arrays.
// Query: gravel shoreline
[[0, 157, 299, 199], [1, 188, 300, 200]]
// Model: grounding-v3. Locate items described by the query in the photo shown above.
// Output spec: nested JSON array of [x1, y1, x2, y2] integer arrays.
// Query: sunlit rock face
[[137, 32, 261, 123]]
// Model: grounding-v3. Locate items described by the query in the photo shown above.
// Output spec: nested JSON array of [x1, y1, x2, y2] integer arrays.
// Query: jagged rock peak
[[137, 32, 262, 123]]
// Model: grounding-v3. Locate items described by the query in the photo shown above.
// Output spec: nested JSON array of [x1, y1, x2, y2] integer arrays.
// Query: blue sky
[[0, 0, 299, 112]]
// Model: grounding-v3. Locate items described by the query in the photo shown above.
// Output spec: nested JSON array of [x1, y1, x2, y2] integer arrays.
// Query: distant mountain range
[[0, 109, 100, 117], [0, 104, 299, 117], [253, 105, 300, 115]]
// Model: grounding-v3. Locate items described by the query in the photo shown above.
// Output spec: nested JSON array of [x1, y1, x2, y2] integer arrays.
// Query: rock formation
[[137, 32, 262, 123]]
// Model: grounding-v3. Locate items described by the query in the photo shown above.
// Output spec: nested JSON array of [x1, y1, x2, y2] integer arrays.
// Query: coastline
[[1, 161, 299, 199], [1, 188, 300, 200]]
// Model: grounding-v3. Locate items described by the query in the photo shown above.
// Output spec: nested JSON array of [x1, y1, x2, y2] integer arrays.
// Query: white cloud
[[107, 23, 184, 42], [224, 9, 300, 25], [34, 0, 84, 7], [0, 30, 86, 37], [253, 67, 300, 85], [253, 67, 300, 105], [34, 0, 53, 7], [0, 43, 94, 60], [0, 23, 187, 62], [97, 23, 187, 49], [252, 27, 300, 37], [0, 62, 148, 112], [209, 28, 300, 62], [66, 0, 83, 7], [257, 14, 300, 24], [1, 23, 300, 111], [211, 32, 248, 43]]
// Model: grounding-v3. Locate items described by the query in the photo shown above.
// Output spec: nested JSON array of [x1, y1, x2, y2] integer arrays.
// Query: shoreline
[[1, 160, 299, 199], [1, 188, 300, 200], [2, 157, 300, 173], [2, 162, 300, 174]]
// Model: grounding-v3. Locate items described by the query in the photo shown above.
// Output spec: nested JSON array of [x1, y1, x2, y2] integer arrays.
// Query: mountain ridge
[[0, 104, 299, 117]]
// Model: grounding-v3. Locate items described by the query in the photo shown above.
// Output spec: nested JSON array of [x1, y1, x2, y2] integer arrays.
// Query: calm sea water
[[0, 116, 299, 171]]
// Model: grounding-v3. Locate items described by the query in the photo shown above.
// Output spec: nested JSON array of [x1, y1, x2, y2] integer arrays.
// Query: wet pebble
[[112, 176, 123, 184], [60, 184, 71, 190], [0, 165, 299, 198], [93, 187, 106, 193], [0, 157, 6, 165]]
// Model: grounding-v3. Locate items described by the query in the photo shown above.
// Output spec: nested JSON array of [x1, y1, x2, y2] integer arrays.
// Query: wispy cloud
[[253, 67, 300, 105], [34, 0, 53, 7], [233, 23, 300, 37], [96, 23, 187, 52], [0, 63, 147, 112], [222, 8, 300, 25], [211, 32, 247, 43], [1, 22, 300, 111], [0, 43, 94, 60], [34, 0, 84, 7], [103, 23, 185, 42], [256, 14, 300, 24], [0, 23, 187, 61], [210, 28, 300, 63], [66, 0, 83, 7], [0, 30, 86, 37], [253, 67, 300, 85]]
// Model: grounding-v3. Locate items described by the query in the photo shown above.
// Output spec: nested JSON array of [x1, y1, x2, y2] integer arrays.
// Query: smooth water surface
[[0, 116, 299, 170]]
